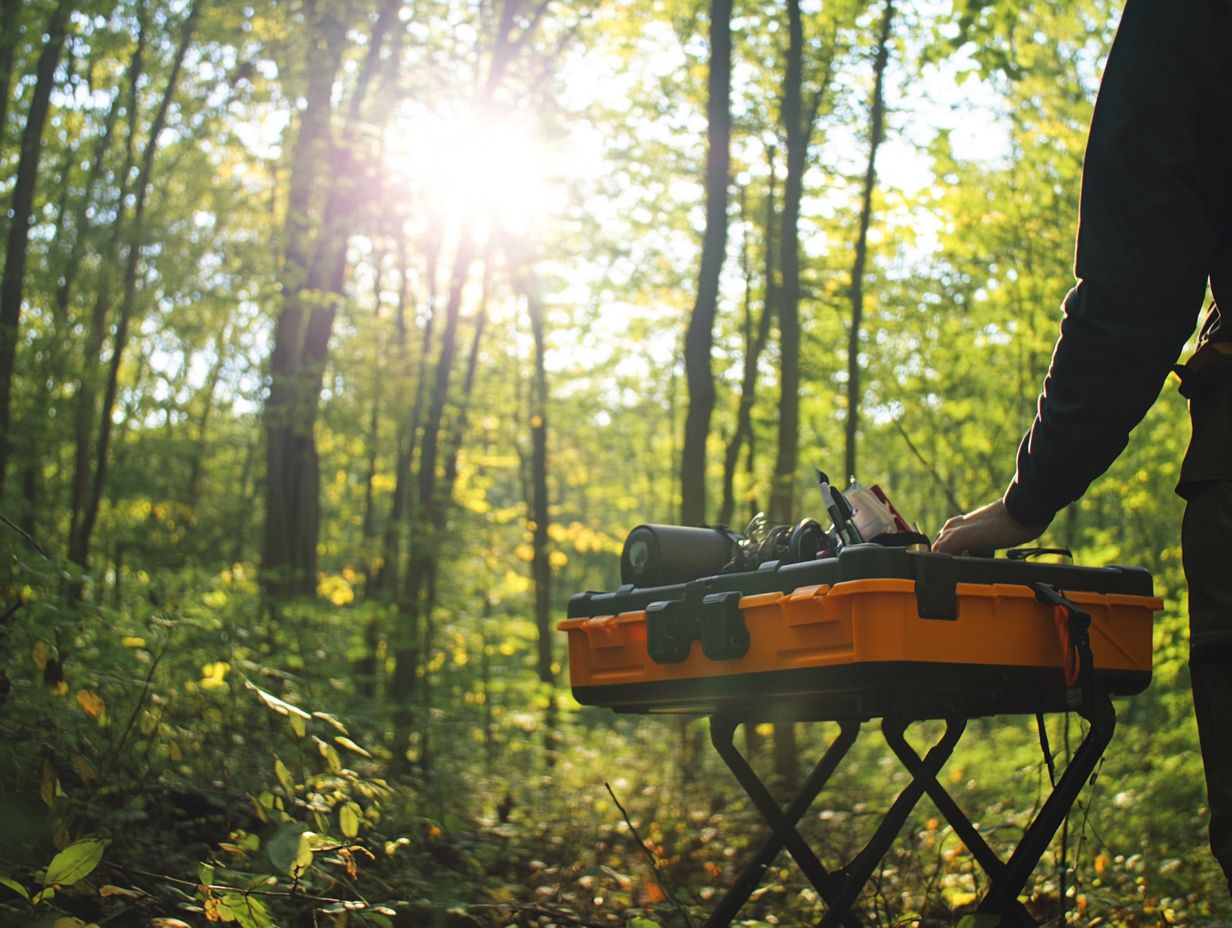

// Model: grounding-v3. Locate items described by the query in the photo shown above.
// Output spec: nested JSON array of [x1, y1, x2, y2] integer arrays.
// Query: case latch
[[646, 599, 699, 663], [700, 591, 749, 660]]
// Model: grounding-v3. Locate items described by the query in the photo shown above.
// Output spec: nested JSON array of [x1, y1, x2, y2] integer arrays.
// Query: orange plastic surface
[[558, 578, 1161, 691]]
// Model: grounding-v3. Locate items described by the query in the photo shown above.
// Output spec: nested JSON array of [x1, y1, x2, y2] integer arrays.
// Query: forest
[[0, 0, 1222, 925]]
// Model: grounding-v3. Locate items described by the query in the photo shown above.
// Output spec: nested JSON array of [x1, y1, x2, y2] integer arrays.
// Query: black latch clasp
[[646, 588, 750, 664], [646, 599, 698, 664], [700, 591, 749, 660]]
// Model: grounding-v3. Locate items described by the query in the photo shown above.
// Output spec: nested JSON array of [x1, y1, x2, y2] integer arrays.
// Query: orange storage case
[[561, 550, 1160, 719]]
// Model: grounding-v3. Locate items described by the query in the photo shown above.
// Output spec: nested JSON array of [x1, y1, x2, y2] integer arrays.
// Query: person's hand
[[933, 499, 1048, 554]]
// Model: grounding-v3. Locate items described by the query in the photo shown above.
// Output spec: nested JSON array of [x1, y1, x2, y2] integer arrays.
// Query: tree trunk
[[719, 166, 776, 530], [521, 265, 556, 762], [187, 327, 231, 509], [263, 0, 401, 598], [769, 0, 837, 791], [262, 3, 349, 597], [844, 0, 894, 483], [67, 9, 146, 566], [390, 229, 475, 759], [769, 0, 807, 527], [0, 0, 22, 155], [0, 0, 73, 497], [71, 0, 200, 583], [679, 0, 732, 527]]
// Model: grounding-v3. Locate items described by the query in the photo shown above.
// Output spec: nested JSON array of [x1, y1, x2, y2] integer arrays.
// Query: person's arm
[[936, 0, 1227, 553]]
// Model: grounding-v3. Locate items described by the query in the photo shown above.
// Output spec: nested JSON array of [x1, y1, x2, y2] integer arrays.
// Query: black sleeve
[[1003, 0, 1230, 527]]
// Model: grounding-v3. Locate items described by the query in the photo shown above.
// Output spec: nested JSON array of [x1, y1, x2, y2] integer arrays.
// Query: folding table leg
[[883, 723, 1035, 926], [817, 717, 967, 928], [977, 694, 1115, 917], [705, 717, 860, 928]]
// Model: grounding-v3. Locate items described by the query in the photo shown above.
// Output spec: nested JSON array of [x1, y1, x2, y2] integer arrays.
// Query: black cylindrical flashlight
[[620, 524, 740, 587]]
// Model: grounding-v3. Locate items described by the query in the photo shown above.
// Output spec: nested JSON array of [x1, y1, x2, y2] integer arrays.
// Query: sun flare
[[388, 104, 553, 238]]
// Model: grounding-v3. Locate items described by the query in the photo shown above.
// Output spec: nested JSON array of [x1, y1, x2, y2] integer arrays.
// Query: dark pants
[[1182, 480, 1232, 888]]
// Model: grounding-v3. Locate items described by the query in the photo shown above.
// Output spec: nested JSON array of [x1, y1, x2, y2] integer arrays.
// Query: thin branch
[[0, 514, 50, 558], [888, 417, 965, 515], [604, 782, 696, 928]]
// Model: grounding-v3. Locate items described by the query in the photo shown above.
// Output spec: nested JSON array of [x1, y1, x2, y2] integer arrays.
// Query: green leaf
[[217, 892, 274, 928], [273, 757, 294, 793], [43, 839, 107, 887], [198, 863, 215, 887], [266, 824, 313, 877], [0, 875, 29, 902], [288, 714, 306, 741], [339, 801, 361, 838], [956, 918, 1002, 928], [626, 918, 661, 928]]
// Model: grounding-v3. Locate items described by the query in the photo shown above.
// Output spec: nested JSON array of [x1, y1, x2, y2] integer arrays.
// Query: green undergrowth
[[0, 542, 1228, 928]]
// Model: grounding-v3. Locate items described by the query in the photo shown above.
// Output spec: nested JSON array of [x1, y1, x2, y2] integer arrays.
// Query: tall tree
[[719, 176, 776, 529], [0, 0, 73, 497], [263, 0, 400, 596], [843, 0, 894, 483], [0, 0, 24, 164], [679, 0, 733, 526], [70, 0, 202, 580], [522, 263, 555, 759]]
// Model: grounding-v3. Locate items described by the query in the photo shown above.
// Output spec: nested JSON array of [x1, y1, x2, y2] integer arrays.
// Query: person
[[931, 0, 1232, 892]]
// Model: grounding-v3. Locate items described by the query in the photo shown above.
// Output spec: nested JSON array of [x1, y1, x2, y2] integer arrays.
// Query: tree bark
[[71, 0, 201, 580], [389, 229, 475, 758], [373, 234, 438, 597], [0, 0, 73, 497], [263, 0, 400, 597], [521, 273, 551, 687], [719, 165, 776, 530], [679, 0, 732, 526], [524, 270, 557, 763], [844, 0, 894, 483], [68, 8, 146, 567], [262, 2, 349, 597], [0, 0, 22, 156]]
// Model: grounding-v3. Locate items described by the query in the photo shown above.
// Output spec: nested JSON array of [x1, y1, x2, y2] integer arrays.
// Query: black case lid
[[567, 545, 1154, 620]]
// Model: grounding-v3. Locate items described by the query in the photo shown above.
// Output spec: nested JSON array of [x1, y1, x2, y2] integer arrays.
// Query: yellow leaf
[[76, 689, 105, 720], [52, 918, 85, 928], [32, 640, 50, 671], [312, 711, 348, 734], [99, 884, 144, 899], [150, 919, 193, 928], [339, 802, 361, 838], [244, 680, 311, 719], [169, 741, 182, 762], [315, 738, 342, 772], [121, 636, 146, 648], [334, 736, 371, 758]]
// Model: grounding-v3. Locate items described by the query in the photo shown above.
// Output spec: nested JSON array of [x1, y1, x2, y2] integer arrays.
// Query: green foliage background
[[0, 0, 1220, 925]]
